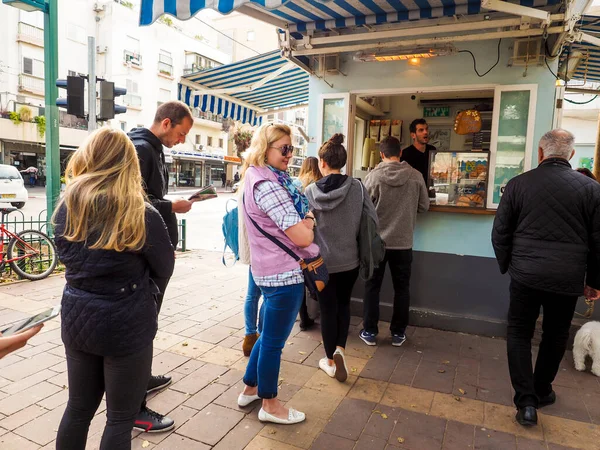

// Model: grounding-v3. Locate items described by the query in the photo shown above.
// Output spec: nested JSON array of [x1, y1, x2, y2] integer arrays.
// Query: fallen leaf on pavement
[[182, 342, 189, 347], [142, 441, 150, 448], [397, 437, 405, 443], [438, 369, 446, 373], [454, 396, 462, 402], [381, 413, 388, 419], [299, 351, 307, 355], [442, 360, 450, 364], [268, 429, 277, 435], [459, 389, 466, 395]]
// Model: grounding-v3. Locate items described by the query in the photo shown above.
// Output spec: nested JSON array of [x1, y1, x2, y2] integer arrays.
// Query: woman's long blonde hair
[[243, 123, 291, 170], [53, 127, 146, 252], [298, 156, 322, 188]]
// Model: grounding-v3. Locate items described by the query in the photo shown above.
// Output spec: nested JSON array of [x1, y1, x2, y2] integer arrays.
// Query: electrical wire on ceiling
[[564, 95, 598, 105], [457, 39, 501, 77], [193, 16, 260, 55]]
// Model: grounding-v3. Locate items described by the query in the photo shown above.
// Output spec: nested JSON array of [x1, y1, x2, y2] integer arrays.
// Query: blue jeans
[[244, 268, 264, 336], [243, 283, 304, 399]]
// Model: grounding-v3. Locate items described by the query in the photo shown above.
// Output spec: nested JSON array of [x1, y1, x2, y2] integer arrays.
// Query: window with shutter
[[23, 58, 33, 75]]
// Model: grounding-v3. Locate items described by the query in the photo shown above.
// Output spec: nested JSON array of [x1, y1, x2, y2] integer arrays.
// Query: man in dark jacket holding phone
[[128, 101, 193, 432], [492, 129, 600, 428]]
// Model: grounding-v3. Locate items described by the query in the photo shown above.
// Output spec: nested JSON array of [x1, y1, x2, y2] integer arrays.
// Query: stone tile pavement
[[0, 250, 598, 449]]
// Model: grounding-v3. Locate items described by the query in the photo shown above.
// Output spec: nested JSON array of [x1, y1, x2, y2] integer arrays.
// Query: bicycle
[[0, 207, 58, 281]]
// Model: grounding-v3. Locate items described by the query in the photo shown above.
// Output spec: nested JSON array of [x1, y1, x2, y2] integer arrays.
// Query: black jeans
[[363, 249, 413, 335], [140, 276, 170, 411], [507, 279, 578, 408], [57, 344, 153, 450], [317, 268, 360, 359]]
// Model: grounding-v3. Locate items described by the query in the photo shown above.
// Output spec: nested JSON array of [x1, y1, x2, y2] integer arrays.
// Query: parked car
[[0, 165, 28, 209]]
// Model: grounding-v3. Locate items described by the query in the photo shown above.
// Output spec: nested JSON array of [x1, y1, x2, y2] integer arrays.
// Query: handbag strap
[[242, 194, 302, 263]]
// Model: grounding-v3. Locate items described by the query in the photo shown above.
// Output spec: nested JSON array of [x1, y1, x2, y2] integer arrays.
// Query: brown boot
[[242, 333, 259, 357]]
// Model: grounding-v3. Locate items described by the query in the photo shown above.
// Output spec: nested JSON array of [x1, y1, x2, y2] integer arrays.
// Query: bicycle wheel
[[8, 230, 58, 281]]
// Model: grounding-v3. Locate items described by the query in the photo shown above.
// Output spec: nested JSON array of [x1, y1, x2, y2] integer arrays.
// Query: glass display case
[[428, 150, 490, 209]]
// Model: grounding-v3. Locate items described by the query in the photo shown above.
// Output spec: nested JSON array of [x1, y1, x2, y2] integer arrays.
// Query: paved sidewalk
[[0, 250, 598, 449]]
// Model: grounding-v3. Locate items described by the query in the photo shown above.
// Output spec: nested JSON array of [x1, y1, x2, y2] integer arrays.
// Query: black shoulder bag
[[243, 195, 328, 296]]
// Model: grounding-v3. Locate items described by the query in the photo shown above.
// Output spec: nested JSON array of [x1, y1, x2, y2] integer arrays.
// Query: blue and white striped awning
[[178, 50, 309, 126], [560, 16, 600, 83], [140, 0, 562, 33]]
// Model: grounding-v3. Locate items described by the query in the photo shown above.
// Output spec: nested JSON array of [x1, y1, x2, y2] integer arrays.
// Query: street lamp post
[[3, 0, 60, 222]]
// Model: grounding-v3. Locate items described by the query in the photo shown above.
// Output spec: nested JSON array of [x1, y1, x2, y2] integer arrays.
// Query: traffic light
[[98, 81, 127, 121], [56, 76, 85, 118]]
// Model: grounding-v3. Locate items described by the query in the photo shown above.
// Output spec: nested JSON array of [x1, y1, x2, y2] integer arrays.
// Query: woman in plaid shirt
[[237, 124, 319, 425]]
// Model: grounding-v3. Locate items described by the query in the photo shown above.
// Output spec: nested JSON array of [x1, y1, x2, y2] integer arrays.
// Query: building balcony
[[16, 22, 44, 47], [124, 94, 142, 108], [158, 61, 173, 78], [192, 108, 225, 128], [18, 74, 44, 96], [183, 64, 211, 75], [124, 50, 142, 69], [0, 100, 88, 146]]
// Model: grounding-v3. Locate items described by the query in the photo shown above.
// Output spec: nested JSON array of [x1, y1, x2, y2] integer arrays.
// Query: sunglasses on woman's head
[[271, 145, 295, 156]]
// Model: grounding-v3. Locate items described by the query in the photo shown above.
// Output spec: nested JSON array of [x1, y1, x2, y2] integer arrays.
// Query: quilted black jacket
[[128, 128, 178, 247], [492, 158, 600, 296], [55, 204, 175, 356]]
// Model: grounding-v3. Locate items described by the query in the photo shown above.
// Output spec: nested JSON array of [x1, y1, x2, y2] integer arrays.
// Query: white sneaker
[[333, 349, 349, 382], [258, 407, 306, 424], [319, 357, 336, 378]]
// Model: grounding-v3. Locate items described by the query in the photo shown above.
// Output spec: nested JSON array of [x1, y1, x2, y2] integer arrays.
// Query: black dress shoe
[[538, 390, 556, 408], [147, 374, 172, 394], [515, 406, 538, 426]]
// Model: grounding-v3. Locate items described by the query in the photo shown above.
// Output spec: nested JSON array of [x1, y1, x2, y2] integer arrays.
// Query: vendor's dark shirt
[[401, 144, 436, 183]]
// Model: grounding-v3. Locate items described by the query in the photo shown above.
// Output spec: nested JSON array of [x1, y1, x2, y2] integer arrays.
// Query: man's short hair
[[539, 129, 575, 160], [379, 136, 401, 158], [154, 101, 193, 127], [409, 119, 428, 134]]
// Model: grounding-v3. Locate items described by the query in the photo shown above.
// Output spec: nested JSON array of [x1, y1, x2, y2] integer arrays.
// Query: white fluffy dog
[[573, 321, 600, 376]]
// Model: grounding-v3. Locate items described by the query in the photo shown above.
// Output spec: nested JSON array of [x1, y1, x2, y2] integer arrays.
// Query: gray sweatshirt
[[364, 161, 429, 250], [305, 176, 378, 274]]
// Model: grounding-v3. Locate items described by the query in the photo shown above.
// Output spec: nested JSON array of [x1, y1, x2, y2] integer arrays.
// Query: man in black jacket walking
[[492, 129, 600, 428], [128, 101, 193, 432]]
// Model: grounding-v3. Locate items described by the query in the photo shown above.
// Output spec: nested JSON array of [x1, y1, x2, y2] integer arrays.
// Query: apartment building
[[0, 0, 265, 188]]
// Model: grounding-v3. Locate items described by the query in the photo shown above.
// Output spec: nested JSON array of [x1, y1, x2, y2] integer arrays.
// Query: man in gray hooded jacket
[[360, 136, 429, 347]]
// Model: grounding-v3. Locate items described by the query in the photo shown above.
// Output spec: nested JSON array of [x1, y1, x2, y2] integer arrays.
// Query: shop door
[[195, 164, 203, 187], [317, 93, 356, 174], [488, 84, 537, 209]]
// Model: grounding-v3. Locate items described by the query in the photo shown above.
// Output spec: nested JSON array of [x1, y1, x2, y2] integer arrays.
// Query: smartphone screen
[[0, 306, 60, 336]]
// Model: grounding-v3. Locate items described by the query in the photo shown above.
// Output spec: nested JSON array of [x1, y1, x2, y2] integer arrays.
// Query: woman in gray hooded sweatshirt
[[305, 134, 378, 382]]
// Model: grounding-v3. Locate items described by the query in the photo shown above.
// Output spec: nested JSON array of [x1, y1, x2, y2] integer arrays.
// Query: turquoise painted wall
[[307, 39, 558, 258]]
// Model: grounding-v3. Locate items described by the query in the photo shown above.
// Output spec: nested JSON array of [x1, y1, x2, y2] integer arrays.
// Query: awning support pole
[[481, 0, 551, 25]]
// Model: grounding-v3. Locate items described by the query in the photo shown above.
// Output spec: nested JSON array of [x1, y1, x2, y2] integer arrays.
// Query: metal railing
[[124, 93, 142, 107], [192, 108, 224, 124], [17, 22, 44, 43], [1, 211, 187, 252], [2, 210, 50, 236], [124, 50, 142, 67], [18, 74, 44, 94], [158, 61, 173, 76]]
